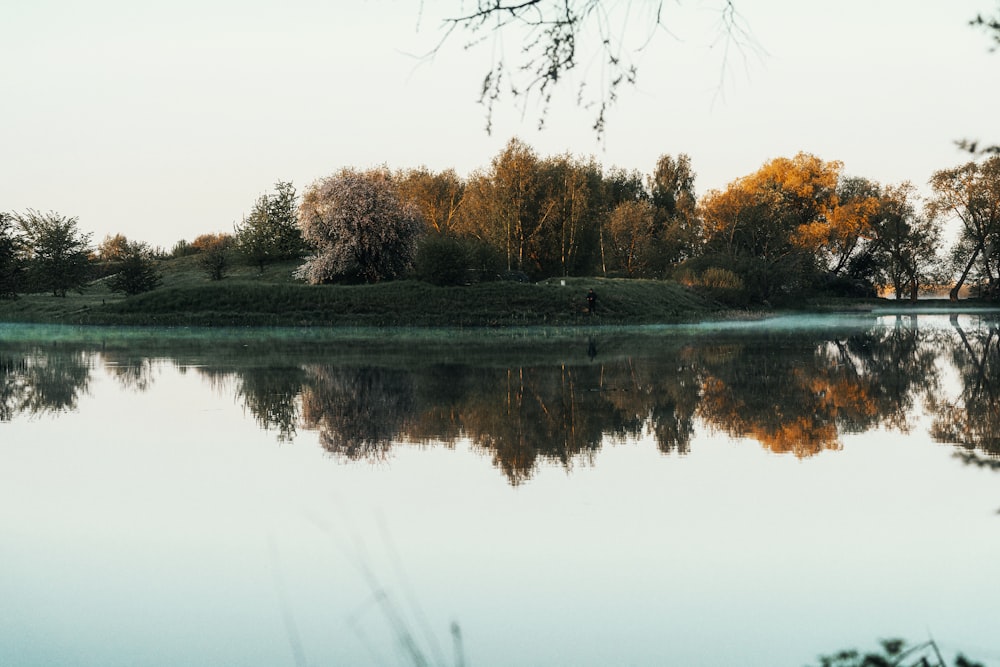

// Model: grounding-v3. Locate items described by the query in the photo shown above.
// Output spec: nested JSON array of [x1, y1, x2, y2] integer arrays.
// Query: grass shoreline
[[0, 271, 729, 328], [1, 256, 997, 329]]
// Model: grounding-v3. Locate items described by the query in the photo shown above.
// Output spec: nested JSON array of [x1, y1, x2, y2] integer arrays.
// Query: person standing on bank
[[587, 288, 596, 314]]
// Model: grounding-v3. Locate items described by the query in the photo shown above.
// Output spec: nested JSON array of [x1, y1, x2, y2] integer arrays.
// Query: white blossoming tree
[[296, 169, 425, 284]]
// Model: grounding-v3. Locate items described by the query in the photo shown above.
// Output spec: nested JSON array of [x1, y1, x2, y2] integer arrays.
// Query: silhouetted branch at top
[[427, 0, 753, 138], [959, 3, 1000, 155], [971, 4, 1000, 49]]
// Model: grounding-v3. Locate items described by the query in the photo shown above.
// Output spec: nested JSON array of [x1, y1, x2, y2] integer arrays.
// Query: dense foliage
[[929, 155, 1000, 299], [0, 213, 24, 299], [234, 181, 305, 271], [5, 140, 1000, 307], [15, 210, 92, 297], [105, 240, 162, 296], [296, 168, 424, 284]]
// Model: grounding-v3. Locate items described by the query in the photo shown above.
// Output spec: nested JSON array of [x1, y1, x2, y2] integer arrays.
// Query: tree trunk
[[950, 243, 982, 301]]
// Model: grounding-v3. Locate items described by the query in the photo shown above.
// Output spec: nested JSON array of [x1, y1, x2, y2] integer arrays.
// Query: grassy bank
[[0, 256, 726, 327], [6, 255, 996, 328]]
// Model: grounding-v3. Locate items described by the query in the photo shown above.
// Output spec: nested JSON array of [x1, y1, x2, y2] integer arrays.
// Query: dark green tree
[[0, 213, 25, 299], [234, 181, 304, 271], [15, 210, 92, 297], [106, 240, 162, 296], [414, 234, 473, 286], [869, 183, 941, 300], [649, 153, 700, 273]]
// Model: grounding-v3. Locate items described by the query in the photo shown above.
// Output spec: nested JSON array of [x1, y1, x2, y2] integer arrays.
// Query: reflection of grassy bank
[[0, 320, 697, 368]]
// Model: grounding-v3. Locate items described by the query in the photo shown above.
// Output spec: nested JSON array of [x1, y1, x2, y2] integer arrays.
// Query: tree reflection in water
[[4, 315, 999, 485], [694, 319, 942, 457], [258, 320, 992, 483], [293, 358, 702, 484], [301, 365, 415, 461], [930, 315, 1000, 459], [0, 351, 90, 421], [195, 363, 306, 443], [237, 366, 306, 443], [100, 351, 157, 392]]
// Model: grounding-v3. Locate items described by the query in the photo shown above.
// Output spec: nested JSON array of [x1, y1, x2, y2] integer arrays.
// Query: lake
[[1, 313, 998, 667]]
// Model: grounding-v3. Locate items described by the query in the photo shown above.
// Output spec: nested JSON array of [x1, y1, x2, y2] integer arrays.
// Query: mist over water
[[1, 314, 998, 666]]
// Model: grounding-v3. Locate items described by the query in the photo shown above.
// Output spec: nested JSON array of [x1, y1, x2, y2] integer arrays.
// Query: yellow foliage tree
[[699, 152, 880, 299]]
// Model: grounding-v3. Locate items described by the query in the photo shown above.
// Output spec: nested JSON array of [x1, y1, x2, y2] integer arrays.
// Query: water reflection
[[694, 320, 941, 457], [930, 316, 1000, 456], [302, 365, 415, 460], [2, 314, 999, 484], [0, 350, 90, 420]]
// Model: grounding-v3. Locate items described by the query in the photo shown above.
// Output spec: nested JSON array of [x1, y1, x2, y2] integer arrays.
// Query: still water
[[1, 314, 999, 667]]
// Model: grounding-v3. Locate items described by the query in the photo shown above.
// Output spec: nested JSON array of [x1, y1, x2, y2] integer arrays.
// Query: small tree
[[234, 181, 305, 271], [16, 210, 92, 297], [296, 168, 425, 284], [97, 233, 130, 262], [106, 240, 162, 295], [0, 212, 25, 299], [198, 234, 232, 280]]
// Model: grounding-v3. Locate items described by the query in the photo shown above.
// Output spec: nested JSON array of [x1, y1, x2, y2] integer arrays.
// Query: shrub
[[197, 236, 232, 281], [468, 240, 505, 282], [698, 267, 744, 290], [106, 241, 162, 295], [675, 263, 749, 307], [414, 235, 471, 286]]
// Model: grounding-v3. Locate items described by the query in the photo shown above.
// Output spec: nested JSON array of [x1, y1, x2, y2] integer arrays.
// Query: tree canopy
[[105, 239, 162, 296], [928, 156, 1000, 299], [15, 210, 92, 297], [0, 213, 24, 299], [296, 168, 425, 284], [234, 181, 304, 271]]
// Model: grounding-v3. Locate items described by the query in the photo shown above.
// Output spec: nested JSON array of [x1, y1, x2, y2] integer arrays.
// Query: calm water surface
[[1, 314, 999, 667]]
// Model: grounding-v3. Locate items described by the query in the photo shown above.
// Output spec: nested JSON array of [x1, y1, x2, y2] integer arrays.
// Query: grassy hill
[[0, 255, 727, 327]]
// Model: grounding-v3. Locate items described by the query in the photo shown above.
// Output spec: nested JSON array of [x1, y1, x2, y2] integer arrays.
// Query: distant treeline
[[4, 139, 1000, 305]]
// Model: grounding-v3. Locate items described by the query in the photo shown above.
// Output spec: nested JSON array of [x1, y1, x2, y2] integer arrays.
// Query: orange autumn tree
[[698, 152, 878, 302]]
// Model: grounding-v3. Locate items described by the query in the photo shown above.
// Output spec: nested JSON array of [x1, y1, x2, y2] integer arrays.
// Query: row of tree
[[280, 139, 1000, 301], [0, 210, 169, 297], [290, 141, 701, 286], [282, 139, 1000, 303], [4, 139, 1000, 303]]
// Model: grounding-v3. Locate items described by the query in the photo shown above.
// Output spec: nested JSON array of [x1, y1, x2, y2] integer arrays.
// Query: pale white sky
[[2, 0, 997, 248]]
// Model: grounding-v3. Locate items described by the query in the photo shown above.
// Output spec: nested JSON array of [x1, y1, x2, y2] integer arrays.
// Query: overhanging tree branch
[[425, 0, 753, 138]]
